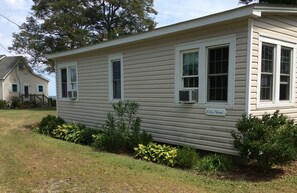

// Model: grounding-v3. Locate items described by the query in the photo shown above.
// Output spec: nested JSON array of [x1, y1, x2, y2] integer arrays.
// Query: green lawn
[[0, 109, 296, 192]]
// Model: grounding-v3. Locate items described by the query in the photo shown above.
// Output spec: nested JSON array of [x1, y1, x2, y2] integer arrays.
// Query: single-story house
[[47, 4, 297, 155], [0, 55, 49, 104]]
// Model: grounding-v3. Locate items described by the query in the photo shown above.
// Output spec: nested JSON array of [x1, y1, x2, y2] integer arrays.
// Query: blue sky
[[0, 0, 243, 96]]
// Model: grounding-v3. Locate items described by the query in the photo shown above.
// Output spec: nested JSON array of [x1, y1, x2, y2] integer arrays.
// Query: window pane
[[112, 60, 121, 99], [208, 75, 228, 101], [261, 45, 274, 73], [183, 52, 198, 76], [260, 44, 274, 101], [281, 48, 291, 74], [38, 85, 43, 92], [183, 77, 199, 88], [113, 80, 121, 99], [208, 46, 229, 74], [113, 61, 121, 80], [12, 84, 17, 92], [61, 68, 67, 98], [69, 66, 77, 82], [260, 74, 272, 100], [207, 46, 229, 102], [279, 47, 291, 101], [280, 80, 289, 101]]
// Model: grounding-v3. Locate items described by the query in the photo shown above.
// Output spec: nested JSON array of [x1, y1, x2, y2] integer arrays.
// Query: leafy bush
[[0, 100, 7, 109], [35, 115, 65, 136], [176, 146, 199, 169], [134, 142, 178, 166], [11, 96, 21, 108], [232, 111, 297, 169], [94, 101, 152, 152], [195, 154, 231, 173], [53, 123, 100, 145]]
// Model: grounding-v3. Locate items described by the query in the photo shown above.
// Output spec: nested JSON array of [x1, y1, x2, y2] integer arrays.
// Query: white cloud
[[4, 0, 32, 10], [154, 0, 243, 27]]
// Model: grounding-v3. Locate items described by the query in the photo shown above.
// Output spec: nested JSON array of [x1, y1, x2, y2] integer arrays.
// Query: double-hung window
[[59, 63, 78, 100], [258, 37, 295, 107], [109, 54, 123, 101], [180, 50, 199, 101], [175, 35, 235, 107], [182, 50, 199, 89]]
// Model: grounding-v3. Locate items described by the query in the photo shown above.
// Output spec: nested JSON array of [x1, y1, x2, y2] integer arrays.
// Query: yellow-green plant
[[134, 142, 178, 166]]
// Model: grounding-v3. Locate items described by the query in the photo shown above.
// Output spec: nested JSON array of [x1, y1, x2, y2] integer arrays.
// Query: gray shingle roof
[[0, 56, 22, 79]]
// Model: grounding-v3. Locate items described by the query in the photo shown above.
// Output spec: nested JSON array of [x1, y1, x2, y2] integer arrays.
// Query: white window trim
[[57, 62, 78, 101], [175, 34, 236, 108], [257, 36, 296, 108], [37, 84, 44, 93], [108, 53, 124, 102]]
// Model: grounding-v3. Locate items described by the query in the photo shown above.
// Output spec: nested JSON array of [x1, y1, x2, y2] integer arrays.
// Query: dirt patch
[[214, 160, 297, 182]]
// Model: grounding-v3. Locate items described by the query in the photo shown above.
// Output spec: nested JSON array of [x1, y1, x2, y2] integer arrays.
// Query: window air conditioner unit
[[68, 90, 77, 100], [179, 90, 198, 104]]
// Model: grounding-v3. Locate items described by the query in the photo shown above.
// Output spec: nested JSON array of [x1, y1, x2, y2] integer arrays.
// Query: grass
[[0, 109, 297, 192]]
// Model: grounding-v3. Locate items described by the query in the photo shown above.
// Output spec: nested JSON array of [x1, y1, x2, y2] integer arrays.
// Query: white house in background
[[47, 4, 297, 155], [0, 55, 49, 102]]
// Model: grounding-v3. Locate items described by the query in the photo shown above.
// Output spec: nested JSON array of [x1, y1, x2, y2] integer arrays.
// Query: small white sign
[[205, 108, 226, 116]]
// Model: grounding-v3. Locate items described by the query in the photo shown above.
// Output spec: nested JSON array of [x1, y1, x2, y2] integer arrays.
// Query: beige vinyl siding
[[56, 19, 249, 155], [250, 15, 297, 118]]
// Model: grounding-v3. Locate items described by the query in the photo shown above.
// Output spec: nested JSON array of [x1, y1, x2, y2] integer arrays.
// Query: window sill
[[109, 99, 123, 103], [257, 101, 295, 109], [175, 102, 233, 109], [58, 98, 78, 102]]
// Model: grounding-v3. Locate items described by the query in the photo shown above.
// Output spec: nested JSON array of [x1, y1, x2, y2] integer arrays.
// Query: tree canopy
[[240, 0, 297, 5], [9, 0, 157, 72]]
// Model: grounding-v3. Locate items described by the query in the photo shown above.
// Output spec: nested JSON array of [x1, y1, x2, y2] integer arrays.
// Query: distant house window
[[109, 54, 123, 101], [38, 85, 44, 92], [19, 63, 24, 70], [12, 84, 18, 92], [59, 63, 78, 99], [258, 37, 295, 107], [207, 46, 229, 102]]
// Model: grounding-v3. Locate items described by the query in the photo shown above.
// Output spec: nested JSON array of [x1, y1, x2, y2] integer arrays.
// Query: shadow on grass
[[23, 124, 37, 130], [216, 165, 286, 182], [27, 107, 56, 111]]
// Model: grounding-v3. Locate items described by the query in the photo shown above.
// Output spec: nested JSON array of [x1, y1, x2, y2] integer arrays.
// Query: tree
[[9, 0, 157, 72], [239, 0, 297, 5]]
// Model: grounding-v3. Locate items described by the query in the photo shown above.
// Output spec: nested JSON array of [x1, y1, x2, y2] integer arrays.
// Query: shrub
[[232, 111, 297, 169], [11, 96, 21, 108], [0, 100, 7, 109], [53, 123, 100, 145], [95, 101, 152, 152], [195, 154, 231, 173], [134, 142, 178, 166], [36, 115, 65, 136], [176, 146, 199, 169]]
